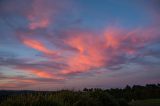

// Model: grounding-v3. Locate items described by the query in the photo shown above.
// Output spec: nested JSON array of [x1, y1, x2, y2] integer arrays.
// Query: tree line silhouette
[[84, 84, 160, 101]]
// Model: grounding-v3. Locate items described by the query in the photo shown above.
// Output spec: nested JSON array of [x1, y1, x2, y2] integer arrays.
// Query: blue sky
[[0, 0, 160, 90]]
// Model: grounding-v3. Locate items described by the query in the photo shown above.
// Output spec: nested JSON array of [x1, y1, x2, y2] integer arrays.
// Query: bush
[[118, 98, 129, 106]]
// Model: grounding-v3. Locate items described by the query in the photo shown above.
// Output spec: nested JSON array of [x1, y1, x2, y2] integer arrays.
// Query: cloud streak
[[21, 37, 57, 55]]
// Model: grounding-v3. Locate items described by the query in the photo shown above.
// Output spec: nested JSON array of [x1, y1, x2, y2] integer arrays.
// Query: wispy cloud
[[21, 37, 57, 55]]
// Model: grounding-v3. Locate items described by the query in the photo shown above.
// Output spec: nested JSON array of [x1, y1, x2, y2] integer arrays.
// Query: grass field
[[129, 99, 160, 106], [0, 90, 160, 106], [0, 90, 122, 106]]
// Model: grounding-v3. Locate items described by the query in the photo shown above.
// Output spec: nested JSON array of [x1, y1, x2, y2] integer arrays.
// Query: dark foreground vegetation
[[129, 99, 160, 106], [0, 84, 160, 106]]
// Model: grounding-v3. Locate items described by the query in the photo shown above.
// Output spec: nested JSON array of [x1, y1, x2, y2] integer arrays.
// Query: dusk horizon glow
[[0, 0, 160, 90]]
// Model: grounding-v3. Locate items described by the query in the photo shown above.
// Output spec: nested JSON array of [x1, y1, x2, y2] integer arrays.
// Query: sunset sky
[[0, 0, 160, 90]]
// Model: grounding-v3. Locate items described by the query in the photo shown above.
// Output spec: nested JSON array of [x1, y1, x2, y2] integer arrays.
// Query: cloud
[[2, 26, 160, 77], [1, 25, 160, 89], [0, 71, 65, 89], [26, 0, 52, 30], [21, 37, 57, 55], [57, 27, 160, 75]]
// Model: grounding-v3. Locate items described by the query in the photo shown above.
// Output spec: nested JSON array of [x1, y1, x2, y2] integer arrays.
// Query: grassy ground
[[0, 90, 121, 106], [129, 99, 160, 106]]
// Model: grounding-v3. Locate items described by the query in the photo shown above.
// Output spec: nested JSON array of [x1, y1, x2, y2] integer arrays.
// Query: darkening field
[[0, 84, 160, 106], [0, 0, 160, 106]]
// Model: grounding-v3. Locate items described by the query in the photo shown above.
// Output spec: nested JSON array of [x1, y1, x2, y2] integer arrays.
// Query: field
[[1, 92, 160, 106], [0, 90, 127, 106], [129, 99, 160, 106], [0, 84, 160, 106]]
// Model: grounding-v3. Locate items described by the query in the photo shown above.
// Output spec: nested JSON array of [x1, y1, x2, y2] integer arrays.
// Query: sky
[[0, 0, 160, 90]]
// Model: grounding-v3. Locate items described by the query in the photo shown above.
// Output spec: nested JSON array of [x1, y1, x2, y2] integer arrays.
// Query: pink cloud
[[31, 69, 54, 78], [15, 25, 160, 78], [21, 37, 57, 55], [57, 27, 159, 75], [26, 0, 70, 30], [27, 0, 52, 30]]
